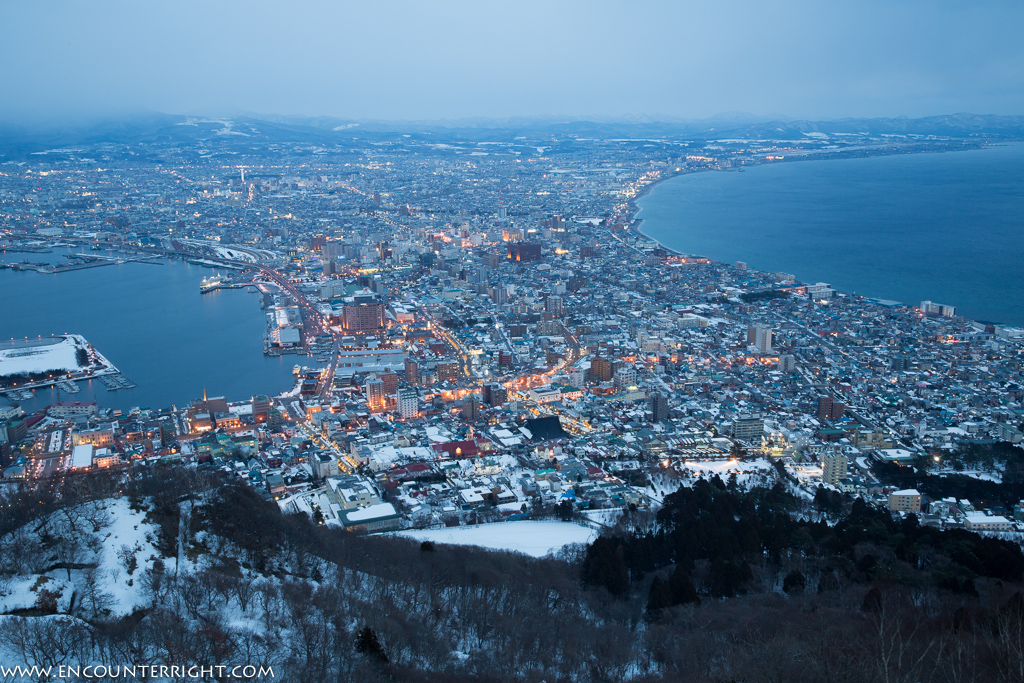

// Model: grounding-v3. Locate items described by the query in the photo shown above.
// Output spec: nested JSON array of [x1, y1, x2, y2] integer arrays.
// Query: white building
[[71, 444, 94, 470], [964, 514, 1013, 532], [397, 387, 418, 419]]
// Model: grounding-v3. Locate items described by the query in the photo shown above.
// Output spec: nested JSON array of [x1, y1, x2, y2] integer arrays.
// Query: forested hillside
[[3, 469, 1024, 682]]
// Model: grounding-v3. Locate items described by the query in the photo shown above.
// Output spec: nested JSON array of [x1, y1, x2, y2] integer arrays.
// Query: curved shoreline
[[621, 140, 992, 257], [613, 142, 1020, 327]]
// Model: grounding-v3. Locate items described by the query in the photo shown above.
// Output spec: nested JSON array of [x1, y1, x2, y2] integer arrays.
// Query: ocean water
[[636, 144, 1024, 325], [0, 249, 296, 413]]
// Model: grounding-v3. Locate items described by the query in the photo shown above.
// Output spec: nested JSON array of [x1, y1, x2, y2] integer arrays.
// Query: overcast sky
[[1, 0, 1022, 125]]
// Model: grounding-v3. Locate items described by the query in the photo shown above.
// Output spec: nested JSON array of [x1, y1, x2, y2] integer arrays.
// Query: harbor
[[0, 253, 166, 274]]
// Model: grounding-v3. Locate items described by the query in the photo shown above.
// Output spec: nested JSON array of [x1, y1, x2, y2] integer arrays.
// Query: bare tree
[[79, 566, 115, 619]]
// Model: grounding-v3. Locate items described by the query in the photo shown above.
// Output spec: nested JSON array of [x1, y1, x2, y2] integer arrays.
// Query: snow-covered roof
[[346, 502, 398, 521]]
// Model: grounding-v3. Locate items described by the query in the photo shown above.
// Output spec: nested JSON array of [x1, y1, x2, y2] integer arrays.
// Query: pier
[[0, 254, 165, 274], [98, 374, 137, 391], [200, 272, 256, 293]]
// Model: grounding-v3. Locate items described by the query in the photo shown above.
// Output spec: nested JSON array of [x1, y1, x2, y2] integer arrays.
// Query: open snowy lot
[[395, 521, 597, 557], [0, 335, 84, 377]]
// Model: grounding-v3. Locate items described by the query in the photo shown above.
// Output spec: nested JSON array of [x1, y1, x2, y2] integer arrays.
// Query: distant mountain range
[[1, 111, 1022, 158]]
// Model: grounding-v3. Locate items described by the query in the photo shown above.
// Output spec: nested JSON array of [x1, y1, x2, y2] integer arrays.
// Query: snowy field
[[395, 521, 597, 557], [0, 335, 84, 376]]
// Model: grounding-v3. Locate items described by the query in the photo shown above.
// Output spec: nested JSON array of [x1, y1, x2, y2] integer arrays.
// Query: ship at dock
[[199, 275, 227, 293]]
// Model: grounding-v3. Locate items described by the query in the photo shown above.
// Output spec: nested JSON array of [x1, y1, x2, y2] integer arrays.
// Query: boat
[[200, 275, 226, 293]]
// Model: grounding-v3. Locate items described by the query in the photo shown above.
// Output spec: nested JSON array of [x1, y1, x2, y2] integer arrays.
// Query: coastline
[[620, 139, 992, 257], [612, 141, 1021, 328]]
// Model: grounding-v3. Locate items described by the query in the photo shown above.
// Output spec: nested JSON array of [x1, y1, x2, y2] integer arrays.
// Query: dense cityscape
[[1, 117, 1024, 681], [1, 121, 1021, 535]]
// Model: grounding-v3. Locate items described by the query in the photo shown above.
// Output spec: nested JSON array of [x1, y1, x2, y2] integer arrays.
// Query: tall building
[[483, 383, 507, 407], [462, 396, 481, 421], [545, 295, 563, 317], [777, 355, 796, 373], [650, 393, 669, 422], [817, 394, 833, 421], [732, 414, 764, 441], [343, 295, 385, 332], [378, 372, 399, 395], [323, 242, 344, 259], [920, 301, 956, 317], [614, 365, 637, 389], [817, 393, 845, 421], [747, 326, 773, 354], [590, 357, 614, 383], [397, 387, 418, 419], [507, 243, 542, 262], [821, 451, 849, 486], [365, 378, 387, 412], [251, 395, 271, 423], [436, 361, 460, 383], [489, 285, 509, 305], [404, 359, 420, 385]]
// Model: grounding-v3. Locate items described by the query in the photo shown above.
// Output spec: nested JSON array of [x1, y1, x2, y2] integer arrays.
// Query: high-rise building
[[483, 383, 507, 407], [507, 243, 542, 262], [436, 361, 460, 383], [777, 355, 796, 373], [590, 357, 614, 383], [920, 301, 956, 317], [462, 396, 480, 421], [821, 451, 849, 486], [397, 387, 418, 419], [614, 365, 637, 389], [365, 378, 386, 412], [732, 414, 764, 441], [817, 394, 833, 421], [817, 393, 845, 420], [343, 297, 385, 333], [650, 393, 669, 422], [489, 286, 509, 305], [379, 372, 399, 395], [747, 326, 773, 354], [323, 242, 344, 259], [251, 395, 271, 423], [545, 295, 563, 317], [404, 359, 420, 385]]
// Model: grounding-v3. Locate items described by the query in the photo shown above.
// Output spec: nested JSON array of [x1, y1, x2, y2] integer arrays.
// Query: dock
[[56, 380, 80, 394], [200, 273, 256, 293], [0, 255, 165, 274], [98, 374, 136, 391]]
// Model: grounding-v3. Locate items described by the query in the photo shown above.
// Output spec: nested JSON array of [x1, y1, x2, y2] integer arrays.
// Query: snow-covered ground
[[0, 335, 84, 376], [0, 497, 167, 618], [395, 521, 597, 557]]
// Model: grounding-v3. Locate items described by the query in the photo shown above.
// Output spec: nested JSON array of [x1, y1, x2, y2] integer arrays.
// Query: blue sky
[[1, 0, 1021, 123]]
